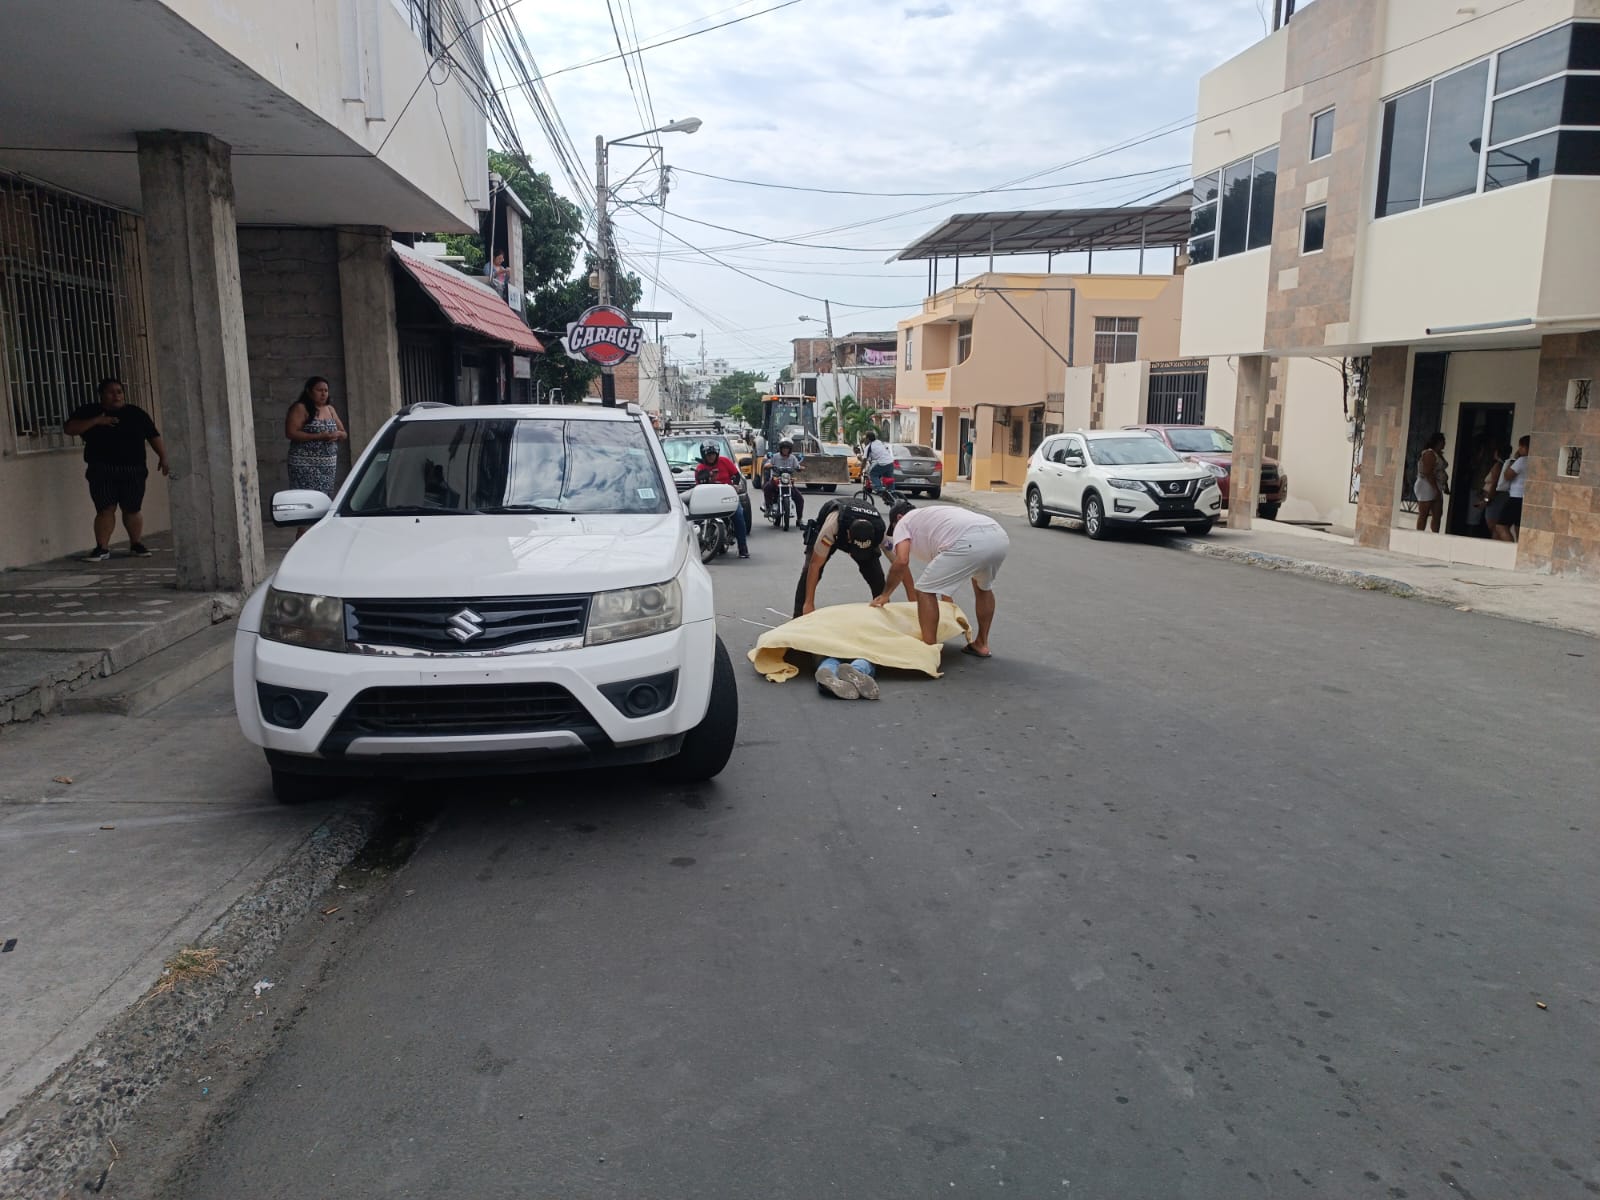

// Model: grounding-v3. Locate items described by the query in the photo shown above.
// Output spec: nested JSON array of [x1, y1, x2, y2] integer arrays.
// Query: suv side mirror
[[272, 489, 333, 528], [1064, 453, 1086, 468], [686, 483, 738, 518]]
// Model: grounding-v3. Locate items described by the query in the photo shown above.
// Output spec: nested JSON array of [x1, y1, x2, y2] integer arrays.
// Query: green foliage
[[776, 365, 793, 384], [707, 370, 766, 416], [822, 395, 878, 444]]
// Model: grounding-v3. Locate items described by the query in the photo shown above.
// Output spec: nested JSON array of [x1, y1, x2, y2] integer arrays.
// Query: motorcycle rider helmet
[[698, 441, 720, 463], [778, 439, 793, 453]]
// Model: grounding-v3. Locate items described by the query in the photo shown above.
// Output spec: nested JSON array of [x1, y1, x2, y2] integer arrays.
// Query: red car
[[1127, 425, 1288, 520]]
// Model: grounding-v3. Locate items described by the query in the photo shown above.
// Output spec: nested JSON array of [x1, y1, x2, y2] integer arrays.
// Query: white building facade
[[1182, 0, 1600, 573], [0, 0, 490, 585]]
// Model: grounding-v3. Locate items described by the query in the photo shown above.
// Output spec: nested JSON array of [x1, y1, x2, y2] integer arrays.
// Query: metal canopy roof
[[889, 191, 1194, 263]]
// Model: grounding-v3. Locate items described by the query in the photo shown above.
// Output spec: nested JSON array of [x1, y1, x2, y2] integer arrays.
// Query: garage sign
[[563, 305, 644, 367]]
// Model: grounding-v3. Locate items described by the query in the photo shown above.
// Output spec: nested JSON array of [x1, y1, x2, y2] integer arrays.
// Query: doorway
[[1447, 403, 1515, 536]]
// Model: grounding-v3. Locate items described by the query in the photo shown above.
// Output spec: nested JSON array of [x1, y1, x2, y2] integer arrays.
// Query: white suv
[[1025, 429, 1223, 539], [235, 403, 740, 803]]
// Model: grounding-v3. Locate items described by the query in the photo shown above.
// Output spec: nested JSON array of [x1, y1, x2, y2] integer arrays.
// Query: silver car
[[889, 443, 943, 499]]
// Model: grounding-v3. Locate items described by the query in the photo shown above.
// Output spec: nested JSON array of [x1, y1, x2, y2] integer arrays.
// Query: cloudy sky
[[498, 0, 1273, 377]]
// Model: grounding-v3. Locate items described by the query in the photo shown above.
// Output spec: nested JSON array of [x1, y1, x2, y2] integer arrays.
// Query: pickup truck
[[1127, 424, 1288, 520]]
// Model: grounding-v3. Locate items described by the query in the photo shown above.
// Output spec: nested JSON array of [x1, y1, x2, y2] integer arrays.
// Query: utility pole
[[594, 134, 616, 406], [824, 298, 848, 429]]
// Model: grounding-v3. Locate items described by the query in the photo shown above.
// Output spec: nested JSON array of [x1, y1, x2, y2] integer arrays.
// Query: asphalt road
[[176, 507, 1599, 1200]]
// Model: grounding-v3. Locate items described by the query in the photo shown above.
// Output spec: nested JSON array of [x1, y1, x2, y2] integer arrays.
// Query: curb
[[0, 802, 381, 1199], [1160, 537, 1419, 597]]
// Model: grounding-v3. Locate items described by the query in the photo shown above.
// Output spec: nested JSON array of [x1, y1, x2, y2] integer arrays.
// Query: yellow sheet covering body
[[747, 602, 972, 681]]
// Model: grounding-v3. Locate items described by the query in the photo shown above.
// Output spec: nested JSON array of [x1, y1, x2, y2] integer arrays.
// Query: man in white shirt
[[871, 502, 1009, 658], [1500, 434, 1531, 540], [860, 432, 895, 496]]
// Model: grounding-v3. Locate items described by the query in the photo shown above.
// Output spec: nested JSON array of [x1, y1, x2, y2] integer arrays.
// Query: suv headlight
[[586, 578, 683, 646], [1105, 477, 1147, 493], [261, 587, 347, 652], [1207, 463, 1229, 477]]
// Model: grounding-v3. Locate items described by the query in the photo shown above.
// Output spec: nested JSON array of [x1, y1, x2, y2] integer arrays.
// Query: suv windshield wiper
[[477, 503, 566, 514]]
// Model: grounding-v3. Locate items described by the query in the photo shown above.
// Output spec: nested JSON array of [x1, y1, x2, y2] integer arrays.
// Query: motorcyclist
[[763, 438, 805, 523], [860, 430, 895, 498], [794, 496, 913, 616], [694, 441, 749, 558]]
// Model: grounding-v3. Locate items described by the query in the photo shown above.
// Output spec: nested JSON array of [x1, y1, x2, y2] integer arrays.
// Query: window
[[0, 174, 151, 453], [956, 320, 973, 364], [1302, 204, 1328, 254], [1310, 108, 1336, 160], [1093, 317, 1140, 364], [1376, 21, 1600, 217], [1189, 147, 1276, 263]]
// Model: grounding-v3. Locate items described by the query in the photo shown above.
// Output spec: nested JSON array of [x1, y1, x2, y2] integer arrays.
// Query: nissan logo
[[446, 607, 485, 643], [1167, 482, 1184, 494]]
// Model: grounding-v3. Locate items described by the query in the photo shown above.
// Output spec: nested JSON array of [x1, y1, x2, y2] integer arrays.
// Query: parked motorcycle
[[765, 470, 796, 531]]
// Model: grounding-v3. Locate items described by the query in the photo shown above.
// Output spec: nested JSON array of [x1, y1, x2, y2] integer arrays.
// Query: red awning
[[393, 244, 544, 354]]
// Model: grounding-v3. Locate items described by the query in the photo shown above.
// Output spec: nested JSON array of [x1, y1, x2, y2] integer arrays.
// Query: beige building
[[1182, 0, 1600, 573]]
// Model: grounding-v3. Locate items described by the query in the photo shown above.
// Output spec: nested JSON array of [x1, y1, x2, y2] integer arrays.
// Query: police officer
[[794, 496, 907, 616]]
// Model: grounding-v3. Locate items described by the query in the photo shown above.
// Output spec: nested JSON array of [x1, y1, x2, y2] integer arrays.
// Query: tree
[[822, 395, 878, 445], [776, 365, 793, 384], [707, 370, 766, 416]]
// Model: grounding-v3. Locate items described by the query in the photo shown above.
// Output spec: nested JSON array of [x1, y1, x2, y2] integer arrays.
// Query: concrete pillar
[[972, 406, 998, 490], [337, 227, 402, 456], [136, 132, 264, 592], [940, 405, 962, 480], [1227, 355, 1271, 530], [914, 407, 935, 445]]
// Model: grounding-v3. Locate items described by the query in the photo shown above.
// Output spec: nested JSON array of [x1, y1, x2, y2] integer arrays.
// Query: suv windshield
[[661, 435, 731, 470], [1087, 436, 1183, 466], [343, 418, 670, 516], [1165, 427, 1234, 454]]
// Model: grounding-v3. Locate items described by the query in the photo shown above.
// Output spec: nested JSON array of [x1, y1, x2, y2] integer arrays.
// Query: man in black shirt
[[63, 378, 169, 561]]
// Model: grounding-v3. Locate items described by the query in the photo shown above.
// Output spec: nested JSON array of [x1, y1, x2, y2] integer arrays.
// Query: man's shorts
[[87, 466, 148, 513], [914, 525, 1010, 595]]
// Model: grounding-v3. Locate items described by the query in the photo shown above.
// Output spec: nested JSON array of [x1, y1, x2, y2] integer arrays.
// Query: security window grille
[[0, 174, 152, 453], [1093, 317, 1139, 364], [1561, 445, 1584, 478]]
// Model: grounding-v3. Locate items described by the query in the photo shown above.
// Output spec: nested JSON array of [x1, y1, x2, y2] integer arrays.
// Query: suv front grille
[[346, 595, 589, 653], [328, 683, 596, 740]]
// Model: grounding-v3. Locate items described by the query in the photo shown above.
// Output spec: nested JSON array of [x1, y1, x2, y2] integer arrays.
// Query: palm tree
[[823, 394, 878, 445]]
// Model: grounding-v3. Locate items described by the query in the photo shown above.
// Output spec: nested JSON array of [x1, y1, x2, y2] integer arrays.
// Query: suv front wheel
[[1083, 492, 1110, 540], [1026, 486, 1051, 528], [660, 636, 739, 783]]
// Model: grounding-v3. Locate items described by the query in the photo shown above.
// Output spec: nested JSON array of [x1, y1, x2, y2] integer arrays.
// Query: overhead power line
[[668, 162, 1189, 199]]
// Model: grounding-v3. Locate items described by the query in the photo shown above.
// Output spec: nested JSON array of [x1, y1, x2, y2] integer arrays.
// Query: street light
[[594, 118, 703, 406], [798, 305, 845, 417]]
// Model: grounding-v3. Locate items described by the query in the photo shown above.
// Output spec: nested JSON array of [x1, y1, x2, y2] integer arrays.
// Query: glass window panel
[[1424, 61, 1489, 204], [1302, 205, 1327, 254], [1311, 109, 1336, 159], [1188, 235, 1215, 265], [1555, 128, 1600, 175], [1485, 130, 1558, 189], [1561, 74, 1600, 126], [1218, 159, 1253, 256], [1491, 76, 1564, 145], [1377, 86, 1431, 216], [1571, 22, 1600, 71], [1189, 202, 1216, 238], [1496, 26, 1571, 93], [1248, 148, 1278, 250], [1193, 172, 1220, 204]]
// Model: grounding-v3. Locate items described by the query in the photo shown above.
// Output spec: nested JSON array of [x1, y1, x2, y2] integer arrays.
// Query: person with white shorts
[[870, 502, 1009, 658]]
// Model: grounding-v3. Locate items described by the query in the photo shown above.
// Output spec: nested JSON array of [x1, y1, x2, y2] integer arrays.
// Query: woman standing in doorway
[[1414, 432, 1448, 533], [285, 377, 347, 535]]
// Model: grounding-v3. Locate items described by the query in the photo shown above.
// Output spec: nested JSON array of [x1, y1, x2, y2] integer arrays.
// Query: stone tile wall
[[1354, 346, 1409, 549], [1519, 334, 1600, 575]]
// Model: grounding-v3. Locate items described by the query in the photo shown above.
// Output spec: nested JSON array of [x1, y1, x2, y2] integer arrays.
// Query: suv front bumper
[[1107, 483, 1223, 526], [236, 619, 717, 773]]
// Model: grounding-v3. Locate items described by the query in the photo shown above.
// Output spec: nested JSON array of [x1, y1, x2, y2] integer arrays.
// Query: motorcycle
[[692, 510, 731, 563], [765, 470, 796, 531]]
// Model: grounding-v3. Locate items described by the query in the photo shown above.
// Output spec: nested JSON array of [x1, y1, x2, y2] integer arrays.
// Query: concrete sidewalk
[[940, 481, 1600, 639]]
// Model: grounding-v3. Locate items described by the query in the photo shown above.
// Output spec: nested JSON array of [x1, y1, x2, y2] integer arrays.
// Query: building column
[[1518, 333, 1600, 573], [136, 132, 264, 593], [1354, 347, 1410, 550], [337, 227, 402, 456], [1227, 355, 1271, 530], [940, 405, 962, 479], [914, 407, 935, 445], [972, 407, 998, 490]]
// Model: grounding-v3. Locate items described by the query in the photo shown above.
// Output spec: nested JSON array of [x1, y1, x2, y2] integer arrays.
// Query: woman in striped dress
[[284, 376, 347, 536]]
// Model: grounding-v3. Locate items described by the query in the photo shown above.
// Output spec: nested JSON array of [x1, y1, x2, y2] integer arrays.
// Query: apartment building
[[0, 0, 493, 586], [1183, 0, 1600, 573]]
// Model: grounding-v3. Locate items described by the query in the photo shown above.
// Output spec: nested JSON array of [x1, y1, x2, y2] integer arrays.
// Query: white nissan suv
[[1025, 429, 1223, 539], [235, 403, 741, 803]]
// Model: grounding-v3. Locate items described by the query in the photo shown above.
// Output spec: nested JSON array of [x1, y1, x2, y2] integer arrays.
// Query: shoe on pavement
[[836, 663, 879, 700], [814, 665, 859, 700], [128, 542, 153, 558], [81, 546, 111, 562], [738, 549, 750, 558]]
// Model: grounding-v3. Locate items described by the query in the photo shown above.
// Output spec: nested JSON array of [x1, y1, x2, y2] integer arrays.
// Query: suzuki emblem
[[446, 608, 485, 643]]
